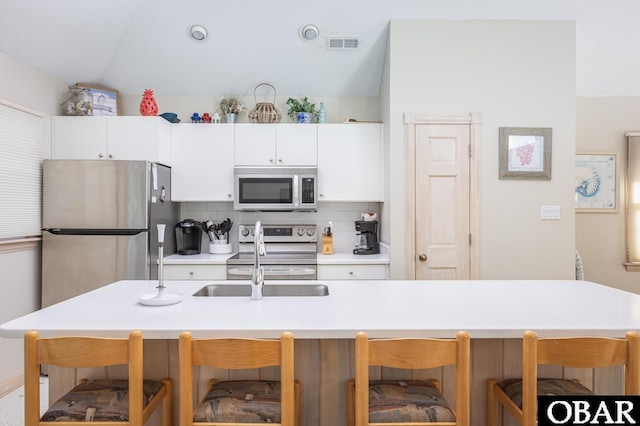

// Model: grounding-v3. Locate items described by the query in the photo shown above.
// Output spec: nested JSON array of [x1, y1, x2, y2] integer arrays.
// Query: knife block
[[322, 233, 333, 255]]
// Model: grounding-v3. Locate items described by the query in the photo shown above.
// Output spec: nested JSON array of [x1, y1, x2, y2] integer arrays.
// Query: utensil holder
[[209, 242, 232, 254]]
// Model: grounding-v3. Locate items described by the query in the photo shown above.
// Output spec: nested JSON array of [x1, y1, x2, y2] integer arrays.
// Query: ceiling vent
[[326, 36, 360, 51]]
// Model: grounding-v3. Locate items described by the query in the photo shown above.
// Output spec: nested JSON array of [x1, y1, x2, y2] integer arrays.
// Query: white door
[[415, 124, 470, 279]]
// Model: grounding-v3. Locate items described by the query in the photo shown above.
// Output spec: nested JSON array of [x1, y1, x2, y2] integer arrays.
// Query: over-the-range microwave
[[233, 166, 317, 211]]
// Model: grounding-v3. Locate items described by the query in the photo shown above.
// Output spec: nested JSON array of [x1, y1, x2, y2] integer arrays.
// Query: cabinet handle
[[418, 254, 428, 262], [319, 193, 324, 197], [227, 194, 232, 198], [108, 154, 113, 159], [349, 271, 354, 275], [278, 158, 283, 163], [269, 159, 274, 163], [98, 153, 104, 158], [189, 271, 194, 276]]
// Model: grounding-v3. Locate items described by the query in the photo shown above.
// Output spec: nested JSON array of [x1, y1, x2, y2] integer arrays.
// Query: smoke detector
[[300, 24, 319, 41]]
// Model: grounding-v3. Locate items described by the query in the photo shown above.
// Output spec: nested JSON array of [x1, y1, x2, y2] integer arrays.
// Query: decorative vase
[[139, 89, 158, 116], [296, 111, 312, 123], [318, 102, 326, 124], [225, 113, 237, 123]]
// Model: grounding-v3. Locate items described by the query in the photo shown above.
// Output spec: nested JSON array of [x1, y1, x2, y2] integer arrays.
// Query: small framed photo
[[575, 153, 617, 212], [499, 127, 552, 180], [76, 83, 120, 116]]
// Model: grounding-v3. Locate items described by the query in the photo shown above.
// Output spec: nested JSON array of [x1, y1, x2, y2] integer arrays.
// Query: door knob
[[418, 254, 427, 262]]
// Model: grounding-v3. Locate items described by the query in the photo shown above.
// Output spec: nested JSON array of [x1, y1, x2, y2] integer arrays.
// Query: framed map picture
[[575, 153, 617, 212], [76, 83, 120, 116]]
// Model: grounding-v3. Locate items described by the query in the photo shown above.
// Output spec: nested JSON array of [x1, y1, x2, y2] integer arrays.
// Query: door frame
[[404, 112, 482, 279]]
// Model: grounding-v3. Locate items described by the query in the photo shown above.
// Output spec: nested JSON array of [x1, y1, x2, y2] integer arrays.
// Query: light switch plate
[[540, 205, 561, 220]]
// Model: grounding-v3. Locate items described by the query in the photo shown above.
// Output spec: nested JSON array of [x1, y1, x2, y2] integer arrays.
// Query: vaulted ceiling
[[1, 0, 639, 98]]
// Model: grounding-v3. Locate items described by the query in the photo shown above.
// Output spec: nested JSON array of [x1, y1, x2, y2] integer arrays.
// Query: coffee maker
[[175, 219, 202, 255], [353, 220, 379, 255]]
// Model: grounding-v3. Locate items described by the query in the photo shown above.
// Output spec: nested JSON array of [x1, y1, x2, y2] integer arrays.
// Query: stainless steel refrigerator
[[42, 160, 179, 307]]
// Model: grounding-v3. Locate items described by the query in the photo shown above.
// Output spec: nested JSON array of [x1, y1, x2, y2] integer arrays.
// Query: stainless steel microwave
[[233, 167, 318, 211]]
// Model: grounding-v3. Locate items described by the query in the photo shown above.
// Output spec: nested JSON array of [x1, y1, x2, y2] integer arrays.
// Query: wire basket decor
[[248, 83, 282, 123]]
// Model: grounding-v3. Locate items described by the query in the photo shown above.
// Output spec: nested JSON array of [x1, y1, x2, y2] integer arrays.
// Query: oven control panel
[[238, 224, 317, 243]]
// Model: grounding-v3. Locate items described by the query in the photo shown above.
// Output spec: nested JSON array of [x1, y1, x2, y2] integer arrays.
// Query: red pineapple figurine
[[139, 89, 158, 116]]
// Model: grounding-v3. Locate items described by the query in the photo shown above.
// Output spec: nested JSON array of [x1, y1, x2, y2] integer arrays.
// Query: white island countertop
[[2, 279, 640, 340]]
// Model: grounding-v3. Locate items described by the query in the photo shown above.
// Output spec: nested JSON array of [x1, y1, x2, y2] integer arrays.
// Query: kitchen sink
[[192, 283, 330, 297]]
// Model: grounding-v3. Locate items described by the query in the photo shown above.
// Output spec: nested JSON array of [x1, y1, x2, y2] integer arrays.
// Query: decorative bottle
[[63, 86, 93, 116], [318, 102, 326, 124]]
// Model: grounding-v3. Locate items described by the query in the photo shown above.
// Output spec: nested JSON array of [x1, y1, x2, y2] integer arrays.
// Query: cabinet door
[[276, 124, 317, 165], [171, 124, 235, 201], [107, 117, 171, 163], [317, 124, 383, 201], [234, 124, 276, 165], [52, 116, 108, 159]]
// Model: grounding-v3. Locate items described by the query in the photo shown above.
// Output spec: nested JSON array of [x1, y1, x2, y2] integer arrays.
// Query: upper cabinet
[[234, 124, 317, 166], [52, 116, 171, 164], [171, 124, 235, 202], [317, 123, 384, 202]]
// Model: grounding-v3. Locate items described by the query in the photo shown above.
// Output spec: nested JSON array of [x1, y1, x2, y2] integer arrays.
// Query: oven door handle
[[227, 266, 316, 277]]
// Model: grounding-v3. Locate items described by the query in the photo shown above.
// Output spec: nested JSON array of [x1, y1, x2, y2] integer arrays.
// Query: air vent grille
[[326, 37, 360, 50]]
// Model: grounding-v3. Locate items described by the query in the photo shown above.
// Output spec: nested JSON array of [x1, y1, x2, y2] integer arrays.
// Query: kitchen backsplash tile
[[179, 202, 381, 254]]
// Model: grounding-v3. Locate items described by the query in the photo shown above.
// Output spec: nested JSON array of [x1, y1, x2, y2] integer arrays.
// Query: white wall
[[0, 51, 67, 390], [576, 97, 640, 293], [386, 20, 577, 279]]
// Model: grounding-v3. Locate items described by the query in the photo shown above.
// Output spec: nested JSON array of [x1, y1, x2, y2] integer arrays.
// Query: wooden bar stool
[[24, 330, 173, 426], [347, 331, 470, 426], [179, 331, 300, 426], [487, 330, 640, 426]]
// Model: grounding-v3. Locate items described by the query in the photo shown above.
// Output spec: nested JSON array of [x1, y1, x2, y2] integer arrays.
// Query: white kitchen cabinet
[[164, 264, 226, 280], [234, 124, 317, 166], [52, 116, 171, 164], [171, 124, 235, 201], [317, 264, 387, 280], [317, 124, 383, 201]]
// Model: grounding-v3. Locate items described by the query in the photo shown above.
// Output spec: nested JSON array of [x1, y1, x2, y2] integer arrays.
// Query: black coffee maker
[[353, 220, 379, 255], [175, 219, 202, 255]]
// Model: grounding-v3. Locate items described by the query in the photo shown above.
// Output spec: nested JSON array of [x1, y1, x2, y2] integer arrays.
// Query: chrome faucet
[[251, 220, 267, 300]]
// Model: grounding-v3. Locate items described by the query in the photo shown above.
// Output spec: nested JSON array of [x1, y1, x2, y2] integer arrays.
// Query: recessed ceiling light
[[189, 25, 208, 42], [300, 24, 319, 41]]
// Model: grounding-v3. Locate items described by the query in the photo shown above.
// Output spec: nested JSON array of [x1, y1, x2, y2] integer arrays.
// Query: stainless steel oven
[[226, 224, 317, 280]]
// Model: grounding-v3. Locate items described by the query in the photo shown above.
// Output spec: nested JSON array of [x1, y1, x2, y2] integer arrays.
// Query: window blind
[[627, 134, 640, 266], [0, 99, 43, 241]]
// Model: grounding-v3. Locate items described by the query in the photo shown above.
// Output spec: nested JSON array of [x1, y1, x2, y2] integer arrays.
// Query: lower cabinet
[[317, 264, 387, 280], [164, 264, 226, 280]]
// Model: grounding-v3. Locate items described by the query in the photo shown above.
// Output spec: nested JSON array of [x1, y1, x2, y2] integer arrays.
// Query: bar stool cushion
[[41, 379, 163, 422], [193, 380, 282, 423], [367, 379, 456, 423], [498, 377, 594, 409]]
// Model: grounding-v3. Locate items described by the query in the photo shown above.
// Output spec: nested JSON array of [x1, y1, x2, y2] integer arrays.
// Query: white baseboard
[[0, 370, 23, 399]]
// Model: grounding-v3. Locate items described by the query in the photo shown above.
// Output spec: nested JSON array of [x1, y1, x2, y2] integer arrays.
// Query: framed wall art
[[575, 153, 617, 212], [76, 83, 120, 116], [499, 127, 552, 180]]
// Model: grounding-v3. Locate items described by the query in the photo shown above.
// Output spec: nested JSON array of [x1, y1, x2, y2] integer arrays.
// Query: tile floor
[[0, 376, 47, 425]]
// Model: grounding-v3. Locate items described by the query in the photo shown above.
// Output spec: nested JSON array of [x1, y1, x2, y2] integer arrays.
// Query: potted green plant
[[286, 96, 318, 123], [219, 96, 243, 123]]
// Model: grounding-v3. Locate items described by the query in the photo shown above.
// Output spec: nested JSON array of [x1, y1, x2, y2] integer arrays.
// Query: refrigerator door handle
[[45, 229, 146, 236]]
